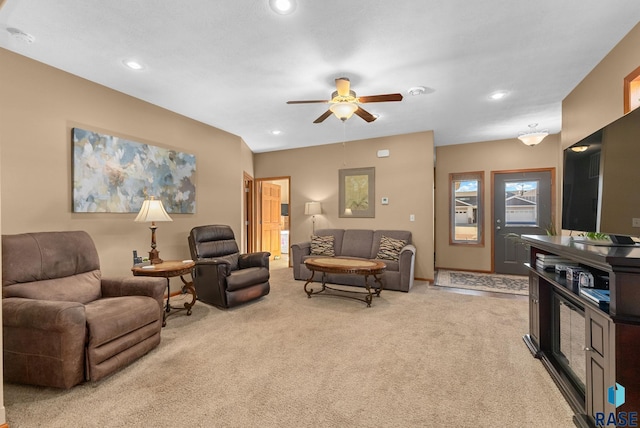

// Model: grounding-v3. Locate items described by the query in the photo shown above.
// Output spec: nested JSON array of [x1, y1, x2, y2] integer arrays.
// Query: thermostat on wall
[[377, 149, 390, 158], [381, 197, 389, 205]]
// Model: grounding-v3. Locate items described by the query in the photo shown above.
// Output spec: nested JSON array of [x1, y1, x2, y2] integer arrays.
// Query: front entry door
[[493, 170, 553, 275]]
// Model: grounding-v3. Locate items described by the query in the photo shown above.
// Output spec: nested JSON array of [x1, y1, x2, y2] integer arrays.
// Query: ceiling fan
[[287, 77, 403, 123]]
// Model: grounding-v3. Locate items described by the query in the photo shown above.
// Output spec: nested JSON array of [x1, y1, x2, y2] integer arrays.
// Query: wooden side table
[[132, 260, 196, 326]]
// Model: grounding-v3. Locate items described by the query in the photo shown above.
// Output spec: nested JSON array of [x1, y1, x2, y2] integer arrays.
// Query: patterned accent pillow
[[310, 235, 335, 256], [376, 235, 407, 261]]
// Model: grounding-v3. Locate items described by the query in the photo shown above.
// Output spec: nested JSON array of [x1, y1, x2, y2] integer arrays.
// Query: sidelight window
[[450, 171, 484, 245]]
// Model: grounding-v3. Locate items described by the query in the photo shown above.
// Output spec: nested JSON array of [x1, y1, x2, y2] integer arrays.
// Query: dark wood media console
[[522, 235, 640, 427]]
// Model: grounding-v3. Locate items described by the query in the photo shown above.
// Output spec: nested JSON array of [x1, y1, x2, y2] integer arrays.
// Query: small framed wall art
[[339, 167, 375, 218]]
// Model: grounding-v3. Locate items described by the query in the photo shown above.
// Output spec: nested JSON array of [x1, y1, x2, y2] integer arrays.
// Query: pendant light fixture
[[517, 123, 549, 146]]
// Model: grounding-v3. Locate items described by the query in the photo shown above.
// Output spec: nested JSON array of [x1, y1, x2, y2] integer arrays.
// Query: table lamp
[[134, 196, 173, 264]]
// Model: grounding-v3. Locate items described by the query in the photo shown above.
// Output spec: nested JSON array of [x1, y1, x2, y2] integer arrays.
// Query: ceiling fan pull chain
[[342, 121, 347, 166]]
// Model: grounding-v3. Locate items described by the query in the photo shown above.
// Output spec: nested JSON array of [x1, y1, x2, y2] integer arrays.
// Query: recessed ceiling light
[[123, 59, 145, 70], [490, 91, 508, 100], [269, 0, 297, 15], [7, 27, 35, 44], [270, 129, 282, 135]]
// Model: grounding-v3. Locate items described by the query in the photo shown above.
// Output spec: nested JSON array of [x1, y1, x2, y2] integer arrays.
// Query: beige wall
[[562, 22, 640, 148], [435, 135, 560, 272], [239, 138, 255, 252], [254, 131, 435, 281], [0, 48, 249, 280]]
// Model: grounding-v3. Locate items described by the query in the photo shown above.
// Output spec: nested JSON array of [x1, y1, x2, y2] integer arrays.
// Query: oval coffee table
[[303, 257, 386, 307]]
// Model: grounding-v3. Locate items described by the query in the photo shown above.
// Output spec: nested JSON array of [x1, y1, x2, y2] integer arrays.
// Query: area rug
[[435, 269, 528, 296]]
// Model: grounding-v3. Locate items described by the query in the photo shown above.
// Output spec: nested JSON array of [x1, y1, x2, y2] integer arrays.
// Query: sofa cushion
[[341, 230, 373, 258], [376, 236, 407, 261], [310, 235, 335, 256]]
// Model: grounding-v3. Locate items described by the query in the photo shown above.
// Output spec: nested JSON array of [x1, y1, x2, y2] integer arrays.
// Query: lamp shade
[[134, 197, 173, 223], [329, 102, 358, 121], [304, 201, 322, 216]]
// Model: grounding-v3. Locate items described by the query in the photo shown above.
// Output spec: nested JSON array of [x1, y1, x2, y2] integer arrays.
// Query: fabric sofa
[[291, 229, 416, 292], [2, 231, 166, 389]]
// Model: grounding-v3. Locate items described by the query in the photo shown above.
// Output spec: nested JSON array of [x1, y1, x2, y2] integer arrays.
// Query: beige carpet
[[3, 266, 574, 427], [435, 269, 529, 296]]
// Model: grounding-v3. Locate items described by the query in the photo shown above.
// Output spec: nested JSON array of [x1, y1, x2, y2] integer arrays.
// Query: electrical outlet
[[632, 218, 640, 228]]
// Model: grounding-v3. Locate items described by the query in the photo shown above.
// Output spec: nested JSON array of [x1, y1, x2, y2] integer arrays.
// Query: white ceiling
[[1, 1, 639, 153]]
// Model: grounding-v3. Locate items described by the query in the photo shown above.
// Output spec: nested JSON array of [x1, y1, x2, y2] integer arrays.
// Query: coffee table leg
[[363, 274, 373, 307], [304, 269, 316, 297], [373, 274, 384, 297]]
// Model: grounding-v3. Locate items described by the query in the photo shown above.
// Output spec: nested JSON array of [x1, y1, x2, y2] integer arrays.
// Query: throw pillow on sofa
[[376, 235, 407, 261], [310, 235, 335, 256]]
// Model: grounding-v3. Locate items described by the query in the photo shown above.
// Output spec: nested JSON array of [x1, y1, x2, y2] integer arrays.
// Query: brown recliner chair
[[2, 231, 166, 389], [188, 225, 270, 309]]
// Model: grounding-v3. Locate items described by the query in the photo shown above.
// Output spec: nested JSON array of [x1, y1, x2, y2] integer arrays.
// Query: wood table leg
[[364, 274, 373, 307], [304, 269, 317, 297], [179, 275, 196, 315]]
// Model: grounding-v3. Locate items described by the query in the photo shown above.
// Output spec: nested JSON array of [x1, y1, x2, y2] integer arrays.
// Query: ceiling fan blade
[[313, 110, 333, 123], [287, 100, 329, 104], [358, 93, 403, 103], [354, 107, 376, 123], [335, 77, 351, 97]]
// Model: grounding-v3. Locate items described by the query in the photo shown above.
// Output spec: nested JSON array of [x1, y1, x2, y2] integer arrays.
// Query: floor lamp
[[304, 201, 322, 235]]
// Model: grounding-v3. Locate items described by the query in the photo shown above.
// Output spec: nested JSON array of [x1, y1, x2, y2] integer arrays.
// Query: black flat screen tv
[[562, 107, 640, 244]]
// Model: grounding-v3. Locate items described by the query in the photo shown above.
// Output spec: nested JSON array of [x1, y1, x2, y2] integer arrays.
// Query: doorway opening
[[255, 176, 291, 269]]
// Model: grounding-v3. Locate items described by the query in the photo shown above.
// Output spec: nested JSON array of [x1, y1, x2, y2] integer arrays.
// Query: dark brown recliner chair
[[2, 231, 166, 389], [188, 225, 270, 309]]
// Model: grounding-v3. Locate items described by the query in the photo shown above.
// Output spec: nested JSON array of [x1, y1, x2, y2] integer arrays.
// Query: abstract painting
[[72, 127, 196, 213]]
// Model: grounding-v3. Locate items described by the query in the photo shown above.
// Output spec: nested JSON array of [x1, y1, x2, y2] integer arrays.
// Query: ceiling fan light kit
[[329, 102, 358, 121], [287, 77, 403, 124]]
